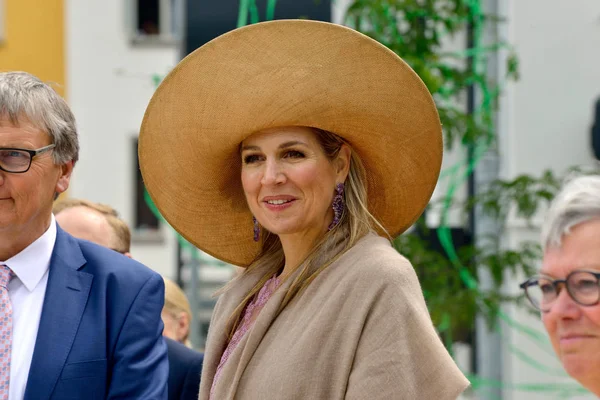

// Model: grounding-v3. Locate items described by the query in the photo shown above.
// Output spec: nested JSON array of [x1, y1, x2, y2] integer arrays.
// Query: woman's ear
[[335, 144, 351, 182]]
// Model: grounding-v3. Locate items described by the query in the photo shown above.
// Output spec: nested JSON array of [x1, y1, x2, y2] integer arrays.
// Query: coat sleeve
[[345, 258, 470, 400], [107, 273, 169, 399]]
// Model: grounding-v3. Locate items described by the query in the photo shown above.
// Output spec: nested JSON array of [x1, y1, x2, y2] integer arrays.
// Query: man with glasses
[[520, 175, 600, 397], [0, 72, 168, 399]]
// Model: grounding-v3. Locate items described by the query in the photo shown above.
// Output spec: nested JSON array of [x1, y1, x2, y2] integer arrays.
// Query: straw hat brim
[[139, 20, 442, 267]]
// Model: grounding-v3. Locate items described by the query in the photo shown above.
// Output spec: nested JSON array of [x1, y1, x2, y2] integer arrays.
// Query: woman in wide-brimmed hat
[[140, 19, 469, 399]]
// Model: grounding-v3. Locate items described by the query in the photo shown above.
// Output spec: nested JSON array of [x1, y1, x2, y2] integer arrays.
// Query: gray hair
[[541, 175, 600, 249], [0, 71, 79, 164]]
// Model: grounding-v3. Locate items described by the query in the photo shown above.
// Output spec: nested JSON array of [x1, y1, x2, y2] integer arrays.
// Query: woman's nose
[[550, 287, 582, 319], [261, 160, 285, 186]]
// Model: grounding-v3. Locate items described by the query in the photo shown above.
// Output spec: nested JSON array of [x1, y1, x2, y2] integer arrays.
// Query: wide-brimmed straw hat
[[139, 19, 442, 267]]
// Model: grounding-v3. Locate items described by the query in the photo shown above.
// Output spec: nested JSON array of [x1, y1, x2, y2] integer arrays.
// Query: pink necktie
[[0, 265, 13, 400]]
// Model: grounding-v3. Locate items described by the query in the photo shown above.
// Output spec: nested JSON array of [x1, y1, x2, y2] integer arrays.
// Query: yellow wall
[[0, 0, 65, 96]]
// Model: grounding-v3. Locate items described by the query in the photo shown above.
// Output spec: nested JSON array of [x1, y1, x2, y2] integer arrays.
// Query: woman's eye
[[573, 279, 597, 292], [540, 283, 555, 294], [243, 154, 261, 164], [284, 150, 304, 159]]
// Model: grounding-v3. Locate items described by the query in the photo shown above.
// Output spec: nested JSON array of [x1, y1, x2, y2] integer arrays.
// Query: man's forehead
[[0, 116, 49, 145]]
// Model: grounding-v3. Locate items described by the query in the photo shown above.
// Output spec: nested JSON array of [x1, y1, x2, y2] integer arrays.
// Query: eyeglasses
[[0, 144, 56, 173], [519, 270, 600, 312]]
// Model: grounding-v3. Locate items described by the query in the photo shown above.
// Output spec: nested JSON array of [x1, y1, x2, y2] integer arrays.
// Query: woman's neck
[[278, 229, 327, 279]]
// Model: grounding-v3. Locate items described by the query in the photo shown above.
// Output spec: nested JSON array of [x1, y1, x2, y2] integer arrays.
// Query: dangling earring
[[252, 216, 260, 242], [328, 183, 345, 231]]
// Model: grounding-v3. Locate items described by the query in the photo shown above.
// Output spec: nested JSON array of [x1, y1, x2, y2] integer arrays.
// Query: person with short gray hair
[[0, 71, 168, 399], [540, 175, 600, 249], [520, 174, 600, 397], [0, 71, 78, 165]]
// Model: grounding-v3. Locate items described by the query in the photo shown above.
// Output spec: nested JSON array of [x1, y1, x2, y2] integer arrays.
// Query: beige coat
[[200, 233, 470, 399]]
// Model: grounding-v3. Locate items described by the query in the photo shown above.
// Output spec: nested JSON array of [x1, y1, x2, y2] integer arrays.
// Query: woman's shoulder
[[332, 232, 418, 289]]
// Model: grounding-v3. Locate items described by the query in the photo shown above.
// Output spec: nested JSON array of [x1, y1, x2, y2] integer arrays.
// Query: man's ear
[[55, 160, 74, 194]]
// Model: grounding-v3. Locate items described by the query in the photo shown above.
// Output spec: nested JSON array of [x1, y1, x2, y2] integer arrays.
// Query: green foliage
[[345, 0, 563, 338], [468, 170, 562, 223], [346, 0, 519, 151]]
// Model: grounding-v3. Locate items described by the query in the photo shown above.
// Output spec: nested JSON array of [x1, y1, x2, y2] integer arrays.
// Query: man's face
[[0, 117, 72, 246], [55, 206, 114, 249]]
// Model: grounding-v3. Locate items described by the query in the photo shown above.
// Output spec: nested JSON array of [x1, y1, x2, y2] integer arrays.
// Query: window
[[132, 138, 162, 241], [132, 0, 182, 43], [185, 0, 331, 54]]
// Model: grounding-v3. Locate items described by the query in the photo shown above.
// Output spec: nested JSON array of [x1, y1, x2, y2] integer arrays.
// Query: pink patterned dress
[[210, 275, 281, 398]]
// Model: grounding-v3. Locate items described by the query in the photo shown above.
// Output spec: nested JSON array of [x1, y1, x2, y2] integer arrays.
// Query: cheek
[[161, 313, 174, 332], [541, 312, 558, 336], [583, 307, 600, 332], [26, 166, 57, 197], [241, 171, 258, 196], [7, 178, 32, 203], [297, 166, 335, 195], [241, 171, 262, 216]]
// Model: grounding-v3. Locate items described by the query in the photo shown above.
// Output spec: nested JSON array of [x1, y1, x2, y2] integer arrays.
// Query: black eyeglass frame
[[0, 144, 56, 173], [519, 270, 600, 311]]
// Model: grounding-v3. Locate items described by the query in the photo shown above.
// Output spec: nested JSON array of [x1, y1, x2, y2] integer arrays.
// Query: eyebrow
[[539, 266, 600, 276], [240, 140, 308, 152]]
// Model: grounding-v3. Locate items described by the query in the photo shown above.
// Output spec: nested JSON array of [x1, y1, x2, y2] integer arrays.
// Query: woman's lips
[[559, 334, 595, 346], [263, 198, 296, 211]]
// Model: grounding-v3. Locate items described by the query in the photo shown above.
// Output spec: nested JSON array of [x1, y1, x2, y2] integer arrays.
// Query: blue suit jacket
[[165, 338, 204, 400], [23, 226, 169, 400]]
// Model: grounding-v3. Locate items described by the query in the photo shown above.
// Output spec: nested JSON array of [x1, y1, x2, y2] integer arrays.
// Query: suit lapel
[[24, 227, 93, 400]]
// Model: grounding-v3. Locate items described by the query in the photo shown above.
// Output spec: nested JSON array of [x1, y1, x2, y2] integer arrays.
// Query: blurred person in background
[[53, 198, 131, 256], [163, 277, 194, 347], [54, 197, 204, 400], [520, 175, 600, 397], [0, 71, 167, 399], [139, 20, 469, 400]]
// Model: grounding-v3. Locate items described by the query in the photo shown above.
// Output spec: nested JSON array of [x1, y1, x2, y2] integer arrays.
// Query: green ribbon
[[237, 0, 278, 27]]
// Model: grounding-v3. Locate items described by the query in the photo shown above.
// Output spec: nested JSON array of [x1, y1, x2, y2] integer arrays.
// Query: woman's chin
[[261, 220, 301, 237], [561, 353, 599, 383]]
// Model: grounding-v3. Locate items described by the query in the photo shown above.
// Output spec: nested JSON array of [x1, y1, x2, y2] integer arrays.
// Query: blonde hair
[[226, 127, 388, 339], [164, 277, 193, 346], [53, 198, 131, 253]]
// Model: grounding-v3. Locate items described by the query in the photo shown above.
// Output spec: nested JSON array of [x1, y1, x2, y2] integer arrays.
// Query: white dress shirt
[[1, 216, 56, 400]]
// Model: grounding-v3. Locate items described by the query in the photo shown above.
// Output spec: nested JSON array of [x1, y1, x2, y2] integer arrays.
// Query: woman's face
[[541, 218, 600, 392], [240, 126, 349, 244]]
